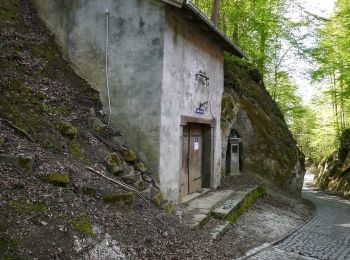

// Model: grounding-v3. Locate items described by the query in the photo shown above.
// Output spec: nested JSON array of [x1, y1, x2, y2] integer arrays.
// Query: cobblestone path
[[246, 173, 350, 260]]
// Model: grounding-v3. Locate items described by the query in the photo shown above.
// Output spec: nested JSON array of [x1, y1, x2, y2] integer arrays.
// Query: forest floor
[[0, 1, 315, 259]]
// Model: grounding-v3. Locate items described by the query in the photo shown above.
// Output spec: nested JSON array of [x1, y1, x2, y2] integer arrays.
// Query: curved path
[[247, 173, 350, 260]]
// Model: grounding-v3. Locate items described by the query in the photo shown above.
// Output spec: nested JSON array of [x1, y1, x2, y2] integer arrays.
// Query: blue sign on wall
[[195, 108, 205, 115]]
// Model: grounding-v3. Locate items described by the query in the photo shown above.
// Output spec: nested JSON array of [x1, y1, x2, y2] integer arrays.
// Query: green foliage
[[192, 0, 302, 75], [310, 0, 350, 160]]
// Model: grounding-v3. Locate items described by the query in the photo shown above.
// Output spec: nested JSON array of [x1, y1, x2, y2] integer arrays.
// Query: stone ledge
[[210, 221, 230, 240], [212, 185, 265, 221]]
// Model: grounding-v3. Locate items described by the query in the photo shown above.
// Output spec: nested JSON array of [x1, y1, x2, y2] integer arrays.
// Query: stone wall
[[314, 129, 350, 199], [221, 58, 305, 196]]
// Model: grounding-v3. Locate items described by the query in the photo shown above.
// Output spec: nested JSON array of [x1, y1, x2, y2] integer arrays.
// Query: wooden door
[[181, 124, 203, 196], [181, 126, 189, 197], [188, 124, 203, 194]]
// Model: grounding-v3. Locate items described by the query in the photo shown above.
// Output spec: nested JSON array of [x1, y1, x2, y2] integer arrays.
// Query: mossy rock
[[133, 179, 148, 191], [161, 200, 174, 215], [41, 172, 70, 187], [121, 172, 140, 184], [121, 148, 137, 163], [16, 154, 35, 174], [69, 141, 85, 160], [59, 121, 78, 139], [88, 117, 105, 133], [134, 161, 147, 173], [71, 215, 94, 237], [152, 192, 163, 207], [104, 152, 122, 175], [0, 154, 35, 174], [102, 192, 135, 208]]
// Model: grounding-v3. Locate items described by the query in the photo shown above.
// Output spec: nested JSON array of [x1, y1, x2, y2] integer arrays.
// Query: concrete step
[[182, 189, 235, 228], [182, 184, 266, 229], [210, 220, 230, 240], [212, 184, 265, 223]]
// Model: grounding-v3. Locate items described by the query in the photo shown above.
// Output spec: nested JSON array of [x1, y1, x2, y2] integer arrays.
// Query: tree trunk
[[211, 0, 220, 24]]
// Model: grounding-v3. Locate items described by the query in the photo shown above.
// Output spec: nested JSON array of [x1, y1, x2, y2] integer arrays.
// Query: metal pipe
[[105, 9, 112, 126]]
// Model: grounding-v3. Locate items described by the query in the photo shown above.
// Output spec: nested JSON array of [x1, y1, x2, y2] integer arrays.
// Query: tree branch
[[85, 166, 150, 206]]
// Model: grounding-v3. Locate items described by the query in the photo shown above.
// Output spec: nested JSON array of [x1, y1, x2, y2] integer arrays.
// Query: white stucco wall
[[34, 0, 225, 202], [34, 0, 166, 178], [160, 6, 224, 201]]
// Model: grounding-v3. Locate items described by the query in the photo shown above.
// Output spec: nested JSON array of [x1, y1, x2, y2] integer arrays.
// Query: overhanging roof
[[161, 0, 247, 59]]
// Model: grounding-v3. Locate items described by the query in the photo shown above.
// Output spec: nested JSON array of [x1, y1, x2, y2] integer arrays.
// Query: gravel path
[[247, 173, 350, 260]]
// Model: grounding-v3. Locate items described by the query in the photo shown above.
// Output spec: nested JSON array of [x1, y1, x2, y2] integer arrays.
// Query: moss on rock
[[71, 215, 94, 237], [16, 154, 35, 174], [8, 198, 47, 214], [88, 117, 105, 133], [69, 141, 85, 160], [104, 152, 122, 174], [161, 200, 174, 215], [134, 161, 147, 173], [227, 185, 266, 223], [102, 192, 135, 208], [41, 172, 70, 186], [121, 148, 137, 163], [152, 192, 163, 207], [58, 121, 78, 139]]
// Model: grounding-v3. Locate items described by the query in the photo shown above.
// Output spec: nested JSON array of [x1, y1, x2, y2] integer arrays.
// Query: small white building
[[34, 0, 246, 202]]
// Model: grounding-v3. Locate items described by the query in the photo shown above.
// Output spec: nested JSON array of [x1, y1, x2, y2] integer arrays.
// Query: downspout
[[105, 9, 112, 126]]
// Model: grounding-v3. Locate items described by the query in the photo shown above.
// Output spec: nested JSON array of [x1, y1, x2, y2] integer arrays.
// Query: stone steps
[[210, 220, 230, 240], [182, 189, 235, 228], [182, 184, 266, 238]]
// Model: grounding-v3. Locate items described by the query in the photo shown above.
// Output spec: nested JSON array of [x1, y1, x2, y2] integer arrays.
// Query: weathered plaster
[[34, 0, 166, 177], [160, 6, 224, 201], [34, 0, 225, 202]]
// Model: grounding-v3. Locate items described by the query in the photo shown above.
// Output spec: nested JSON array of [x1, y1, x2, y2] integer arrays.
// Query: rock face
[[221, 59, 305, 196], [314, 129, 350, 198]]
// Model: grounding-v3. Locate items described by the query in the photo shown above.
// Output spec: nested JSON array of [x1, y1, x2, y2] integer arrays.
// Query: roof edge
[[161, 0, 183, 8], [183, 1, 248, 59]]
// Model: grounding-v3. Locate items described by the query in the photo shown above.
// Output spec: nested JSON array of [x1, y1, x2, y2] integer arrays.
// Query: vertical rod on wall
[[105, 9, 112, 126]]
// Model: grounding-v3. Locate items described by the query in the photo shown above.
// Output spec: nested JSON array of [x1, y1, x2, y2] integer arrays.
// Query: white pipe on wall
[[105, 9, 112, 126]]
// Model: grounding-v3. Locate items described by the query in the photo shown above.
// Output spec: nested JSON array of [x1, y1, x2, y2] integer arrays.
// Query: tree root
[[85, 166, 150, 206], [0, 118, 35, 142]]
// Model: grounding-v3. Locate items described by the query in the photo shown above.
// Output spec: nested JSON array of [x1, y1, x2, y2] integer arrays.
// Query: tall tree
[[211, 0, 220, 23]]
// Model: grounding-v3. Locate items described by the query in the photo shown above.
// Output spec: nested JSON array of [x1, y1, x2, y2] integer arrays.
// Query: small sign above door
[[195, 108, 205, 115]]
